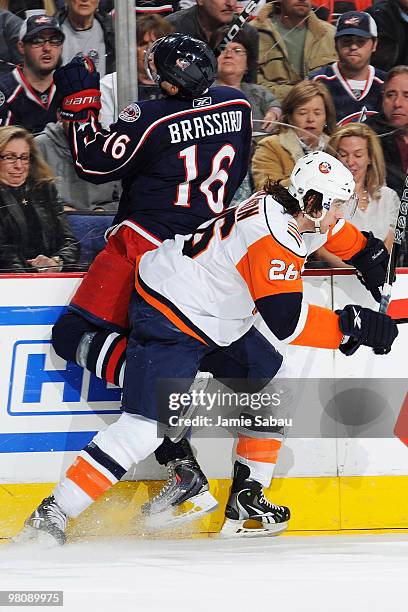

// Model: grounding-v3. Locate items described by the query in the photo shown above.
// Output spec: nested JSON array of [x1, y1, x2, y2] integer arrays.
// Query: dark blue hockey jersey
[[0, 66, 59, 134], [68, 86, 252, 241], [309, 62, 386, 125]]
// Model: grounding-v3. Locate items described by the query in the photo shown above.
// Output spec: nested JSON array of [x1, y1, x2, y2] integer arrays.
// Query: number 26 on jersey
[[269, 260, 299, 281]]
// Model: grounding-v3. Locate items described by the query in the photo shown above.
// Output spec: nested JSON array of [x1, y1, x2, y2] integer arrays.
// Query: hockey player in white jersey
[[20, 152, 397, 544]]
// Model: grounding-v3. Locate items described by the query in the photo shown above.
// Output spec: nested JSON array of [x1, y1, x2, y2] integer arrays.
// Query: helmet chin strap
[[301, 202, 328, 234]]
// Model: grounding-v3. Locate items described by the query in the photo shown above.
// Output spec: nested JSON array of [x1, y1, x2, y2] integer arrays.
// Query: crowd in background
[[0, 0, 407, 273]]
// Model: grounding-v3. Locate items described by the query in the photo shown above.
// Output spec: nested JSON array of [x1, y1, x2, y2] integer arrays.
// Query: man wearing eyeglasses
[[0, 15, 64, 134]]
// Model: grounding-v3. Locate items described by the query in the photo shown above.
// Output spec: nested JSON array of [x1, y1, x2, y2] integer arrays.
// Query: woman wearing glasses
[[216, 31, 282, 134], [0, 125, 79, 273], [216, 31, 282, 205]]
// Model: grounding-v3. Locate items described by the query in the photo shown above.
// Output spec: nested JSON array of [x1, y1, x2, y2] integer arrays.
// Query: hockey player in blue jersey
[[49, 34, 253, 519]]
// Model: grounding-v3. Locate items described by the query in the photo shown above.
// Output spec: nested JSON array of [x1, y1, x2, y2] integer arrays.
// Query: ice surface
[[1, 533, 407, 612]]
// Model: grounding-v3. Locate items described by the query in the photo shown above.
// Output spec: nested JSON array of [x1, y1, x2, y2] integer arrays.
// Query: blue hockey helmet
[[145, 33, 217, 98]]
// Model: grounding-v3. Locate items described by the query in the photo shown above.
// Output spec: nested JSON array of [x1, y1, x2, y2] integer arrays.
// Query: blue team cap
[[335, 11, 377, 39]]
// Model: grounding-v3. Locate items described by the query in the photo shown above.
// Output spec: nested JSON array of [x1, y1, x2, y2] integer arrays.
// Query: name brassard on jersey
[[168, 110, 242, 144]]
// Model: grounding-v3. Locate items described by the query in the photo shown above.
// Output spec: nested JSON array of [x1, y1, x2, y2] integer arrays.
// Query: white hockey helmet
[[288, 151, 357, 226]]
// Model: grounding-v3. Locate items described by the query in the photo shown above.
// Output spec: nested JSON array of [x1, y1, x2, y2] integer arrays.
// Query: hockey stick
[[379, 176, 408, 315], [214, 0, 263, 56]]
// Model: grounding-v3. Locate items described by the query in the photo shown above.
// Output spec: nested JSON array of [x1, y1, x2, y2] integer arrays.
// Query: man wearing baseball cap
[[310, 11, 386, 125], [0, 14, 64, 133]]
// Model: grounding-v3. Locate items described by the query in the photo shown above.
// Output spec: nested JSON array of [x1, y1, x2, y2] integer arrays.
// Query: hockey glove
[[344, 231, 389, 302], [337, 304, 398, 356], [53, 56, 101, 122]]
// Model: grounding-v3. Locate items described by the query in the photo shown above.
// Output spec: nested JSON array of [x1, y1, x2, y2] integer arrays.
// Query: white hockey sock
[[54, 413, 162, 519], [237, 456, 276, 488]]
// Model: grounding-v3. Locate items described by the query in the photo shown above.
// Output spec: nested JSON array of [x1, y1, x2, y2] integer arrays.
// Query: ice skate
[[220, 462, 290, 538], [142, 456, 218, 529], [14, 495, 67, 546]]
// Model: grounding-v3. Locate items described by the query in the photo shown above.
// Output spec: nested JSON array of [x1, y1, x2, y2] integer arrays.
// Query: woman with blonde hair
[[251, 80, 337, 190], [327, 122, 400, 252], [0, 125, 79, 272]]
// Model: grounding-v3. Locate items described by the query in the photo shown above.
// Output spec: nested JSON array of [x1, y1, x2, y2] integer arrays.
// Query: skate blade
[[219, 518, 288, 538], [144, 490, 218, 530], [12, 525, 62, 548]]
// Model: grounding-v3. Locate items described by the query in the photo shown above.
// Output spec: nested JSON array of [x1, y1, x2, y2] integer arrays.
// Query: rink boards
[[0, 271, 407, 538]]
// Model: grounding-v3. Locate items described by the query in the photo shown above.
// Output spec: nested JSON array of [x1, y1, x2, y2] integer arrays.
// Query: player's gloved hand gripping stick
[[53, 56, 101, 122], [337, 304, 398, 356], [344, 231, 389, 303], [378, 176, 408, 323]]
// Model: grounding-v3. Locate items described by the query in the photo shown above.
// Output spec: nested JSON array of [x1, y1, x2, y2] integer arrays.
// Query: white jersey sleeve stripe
[[280, 301, 309, 344]]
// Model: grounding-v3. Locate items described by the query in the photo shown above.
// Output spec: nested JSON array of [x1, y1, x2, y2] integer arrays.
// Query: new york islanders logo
[[319, 161, 331, 174]]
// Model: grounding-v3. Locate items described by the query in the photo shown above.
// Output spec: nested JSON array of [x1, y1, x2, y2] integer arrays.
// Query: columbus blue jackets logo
[[34, 15, 52, 24], [119, 103, 141, 122], [319, 161, 331, 174], [176, 58, 191, 71], [0, 91, 5, 107], [343, 16, 361, 26]]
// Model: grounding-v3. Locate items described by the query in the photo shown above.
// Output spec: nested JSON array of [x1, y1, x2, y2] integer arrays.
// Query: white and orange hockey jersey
[[136, 193, 366, 348]]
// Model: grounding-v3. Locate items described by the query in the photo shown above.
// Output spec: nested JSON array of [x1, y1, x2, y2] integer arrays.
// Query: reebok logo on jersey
[[192, 96, 212, 108], [352, 306, 362, 330]]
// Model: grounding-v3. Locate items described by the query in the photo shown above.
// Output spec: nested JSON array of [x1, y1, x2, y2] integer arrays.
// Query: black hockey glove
[[337, 304, 398, 356], [344, 232, 389, 302], [53, 56, 101, 122]]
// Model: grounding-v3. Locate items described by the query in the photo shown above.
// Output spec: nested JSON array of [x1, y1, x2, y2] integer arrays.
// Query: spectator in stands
[[251, 80, 336, 190], [55, 0, 115, 78], [165, 0, 259, 82], [367, 66, 408, 198], [0, 15, 64, 133], [310, 11, 385, 125], [253, 0, 337, 102], [4, 1, 57, 17], [367, 0, 408, 71], [215, 30, 281, 133], [0, 125, 79, 273], [99, 14, 173, 128], [312, 122, 400, 267], [0, 8, 23, 64], [216, 30, 282, 204], [71, 0, 175, 14], [35, 121, 119, 212], [328, 123, 399, 250]]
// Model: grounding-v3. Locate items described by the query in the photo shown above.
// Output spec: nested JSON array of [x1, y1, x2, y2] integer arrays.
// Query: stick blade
[[388, 298, 408, 321], [394, 393, 408, 445]]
